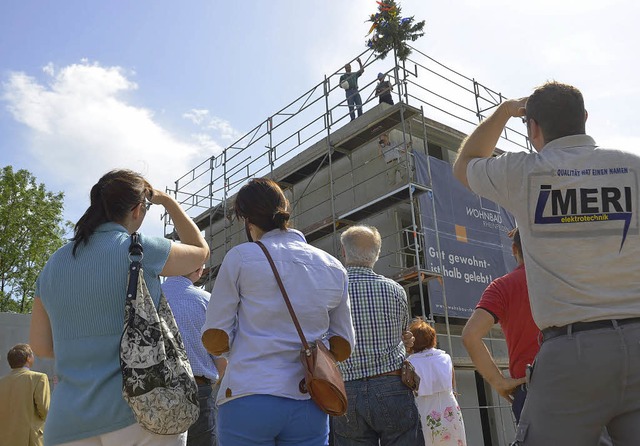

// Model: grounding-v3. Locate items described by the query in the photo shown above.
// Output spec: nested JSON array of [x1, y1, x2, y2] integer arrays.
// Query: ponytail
[[71, 169, 149, 256], [72, 183, 109, 256]]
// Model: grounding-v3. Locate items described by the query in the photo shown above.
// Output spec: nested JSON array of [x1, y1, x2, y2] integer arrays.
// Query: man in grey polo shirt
[[452, 81, 640, 445]]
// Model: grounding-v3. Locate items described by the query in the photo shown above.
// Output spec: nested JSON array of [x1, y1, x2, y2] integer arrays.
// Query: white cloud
[[2, 60, 209, 237], [191, 132, 223, 153], [205, 116, 244, 142], [183, 108, 244, 143], [183, 108, 209, 125], [42, 63, 55, 77]]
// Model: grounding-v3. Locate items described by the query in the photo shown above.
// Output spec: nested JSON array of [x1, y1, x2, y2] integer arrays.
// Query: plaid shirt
[[339, 266, 409, 381]]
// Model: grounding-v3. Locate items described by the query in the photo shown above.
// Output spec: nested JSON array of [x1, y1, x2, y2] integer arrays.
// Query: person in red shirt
[[461, 227, 539, 423]]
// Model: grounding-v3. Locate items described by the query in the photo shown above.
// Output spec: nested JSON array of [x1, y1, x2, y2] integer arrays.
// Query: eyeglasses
[[521, 116, 528, 124], [132, 200, 152, 211]]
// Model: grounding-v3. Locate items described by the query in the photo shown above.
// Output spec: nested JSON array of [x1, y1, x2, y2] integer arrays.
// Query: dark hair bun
[[235, 178, 290, 232], [273, 210, 290, 229]]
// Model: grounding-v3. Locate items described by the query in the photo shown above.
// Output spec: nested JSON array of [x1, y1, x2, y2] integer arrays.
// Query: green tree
[[0, 166, 67, 313], [366, 0, 425, 61]]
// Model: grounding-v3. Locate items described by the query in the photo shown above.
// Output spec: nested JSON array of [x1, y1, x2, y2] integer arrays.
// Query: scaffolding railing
[[164, 46, 529, 238], [397, 46, 531, 154]]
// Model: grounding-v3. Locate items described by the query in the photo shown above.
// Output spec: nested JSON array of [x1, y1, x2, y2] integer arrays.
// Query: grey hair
[[340, 225, 381, 268]]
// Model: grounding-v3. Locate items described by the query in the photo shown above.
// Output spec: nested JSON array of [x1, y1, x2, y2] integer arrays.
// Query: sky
[[2, 0, 640, 238]]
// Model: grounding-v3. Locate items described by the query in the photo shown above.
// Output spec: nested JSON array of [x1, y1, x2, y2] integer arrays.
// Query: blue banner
[[414, 152, 516, 318]]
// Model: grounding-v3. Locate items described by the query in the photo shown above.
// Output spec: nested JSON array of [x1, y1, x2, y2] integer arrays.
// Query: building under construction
[[165, 46, 530, 445]]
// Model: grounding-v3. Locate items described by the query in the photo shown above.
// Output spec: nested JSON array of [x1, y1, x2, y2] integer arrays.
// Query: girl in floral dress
[[407, 318, 467, 446]]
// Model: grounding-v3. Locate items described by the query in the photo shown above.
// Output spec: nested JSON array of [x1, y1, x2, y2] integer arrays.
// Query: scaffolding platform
[[330, 102, 421, 151], [392, 265, 440, 286], [271, 102, 421, 186], [341, 183, 427, 221], [302, 217, 352, 243], [301, 183, 428, 242]]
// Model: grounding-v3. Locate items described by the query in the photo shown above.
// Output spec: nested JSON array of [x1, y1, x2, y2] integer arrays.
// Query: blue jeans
[[346, 89, 362, 121], [333, 376, 421, 445], [188, 383, 218, 446], [217, 394, 329, 446]]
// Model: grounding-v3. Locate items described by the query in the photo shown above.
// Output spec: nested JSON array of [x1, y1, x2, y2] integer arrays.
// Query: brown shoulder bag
[[255, 241, 348, 417], [401, 359, 420, 394]]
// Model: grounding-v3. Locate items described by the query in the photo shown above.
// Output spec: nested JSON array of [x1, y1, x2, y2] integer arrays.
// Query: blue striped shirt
[[35, 222, 170, 445], [162, 276, 219, 380], [338, 266, 409, 381]]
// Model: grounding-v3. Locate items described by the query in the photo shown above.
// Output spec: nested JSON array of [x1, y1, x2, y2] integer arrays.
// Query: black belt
[[542, 317, 640, 341], [194, 376, 211, 385], [360, 369, 402, 380]]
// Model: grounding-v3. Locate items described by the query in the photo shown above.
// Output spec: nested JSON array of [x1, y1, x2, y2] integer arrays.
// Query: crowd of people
[[1, 79, 638, 446]]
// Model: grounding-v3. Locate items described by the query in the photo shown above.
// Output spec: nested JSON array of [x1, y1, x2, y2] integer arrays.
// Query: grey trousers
[[514, 320, 640, 445]]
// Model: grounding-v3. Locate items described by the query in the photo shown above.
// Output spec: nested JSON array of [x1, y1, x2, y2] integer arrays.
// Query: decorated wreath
[[366, 0, 425, 61]]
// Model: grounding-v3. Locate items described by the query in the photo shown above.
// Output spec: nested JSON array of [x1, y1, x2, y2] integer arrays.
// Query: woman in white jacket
[[201, 178, 355, 446], [407, 318, 467, 446]]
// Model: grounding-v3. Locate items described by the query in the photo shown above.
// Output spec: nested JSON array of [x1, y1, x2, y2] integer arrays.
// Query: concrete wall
[[0, 312, 54, 379], [205, 130, 424, 271]]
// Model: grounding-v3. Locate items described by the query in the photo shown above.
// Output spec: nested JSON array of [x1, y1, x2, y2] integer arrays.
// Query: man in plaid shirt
[[333, 225, 421, 445]]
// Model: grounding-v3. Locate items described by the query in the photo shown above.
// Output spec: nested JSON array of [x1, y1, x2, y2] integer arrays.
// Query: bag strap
[[126, 233, 143, 312], [129, 232, 143, 257], [255, 241, 312, 355]]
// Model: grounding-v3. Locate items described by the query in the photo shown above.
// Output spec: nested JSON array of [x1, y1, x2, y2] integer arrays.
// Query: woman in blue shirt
[[202, 178, 355, 446], [29, 169, 209, 446]]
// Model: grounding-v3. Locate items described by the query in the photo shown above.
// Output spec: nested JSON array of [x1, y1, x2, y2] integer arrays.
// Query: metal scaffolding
[[165, 45, 530, 446]]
